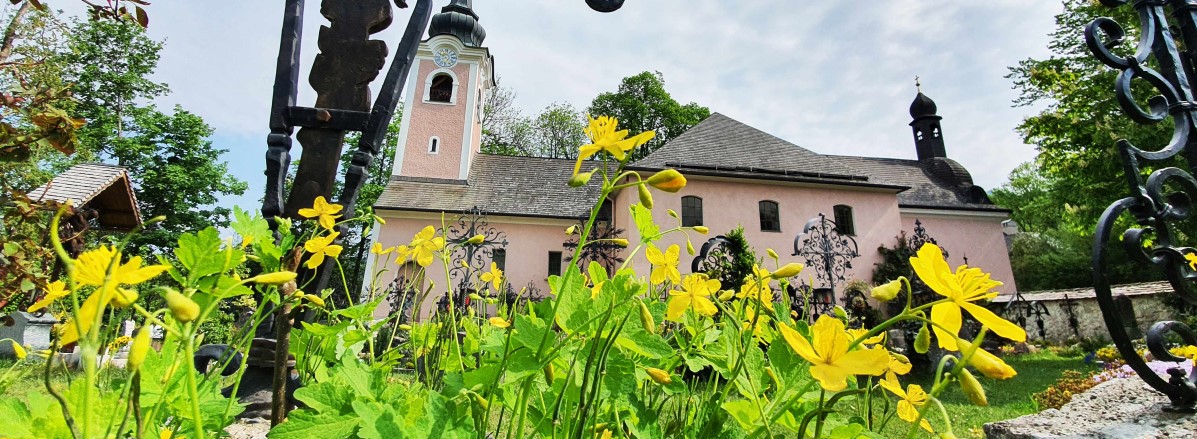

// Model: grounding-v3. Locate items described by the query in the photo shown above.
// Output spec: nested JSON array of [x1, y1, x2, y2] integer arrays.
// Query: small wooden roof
[[28, 163, 142, 230]]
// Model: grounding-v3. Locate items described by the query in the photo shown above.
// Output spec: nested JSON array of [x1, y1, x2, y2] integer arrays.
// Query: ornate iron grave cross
[[1086, 0, 1197, 411], [442, 206, 508, 313], [792, 213, 860, 302], [1060, 293, 1081, 338]]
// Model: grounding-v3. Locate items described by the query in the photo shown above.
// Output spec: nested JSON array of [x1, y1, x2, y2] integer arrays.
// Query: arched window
[[428, 137, 440, 154], [932, 126, 941, 138], [429, 73, 453, 103], [682, 196, 703, 227], [833, 204, 855, 236], [759, 200, 780, 232], [915, 129, 924, 141]]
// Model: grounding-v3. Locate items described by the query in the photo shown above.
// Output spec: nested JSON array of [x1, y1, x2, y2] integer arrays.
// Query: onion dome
[[909, 92, 938, 119], [428, 0, 486, 47]]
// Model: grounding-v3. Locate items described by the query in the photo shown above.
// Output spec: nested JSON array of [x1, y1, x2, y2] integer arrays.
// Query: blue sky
[[63, 0, 1065, 212]]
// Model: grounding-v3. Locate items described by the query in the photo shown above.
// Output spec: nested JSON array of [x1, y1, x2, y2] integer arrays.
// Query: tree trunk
[[0, 1, 34, 65]]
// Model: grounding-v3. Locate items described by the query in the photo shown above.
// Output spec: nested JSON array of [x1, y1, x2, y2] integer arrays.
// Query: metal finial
[[915, 75, 922, 92]]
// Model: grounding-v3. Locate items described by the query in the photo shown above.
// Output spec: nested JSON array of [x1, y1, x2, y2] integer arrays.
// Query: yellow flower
[[573, 115, 655, 174], [777, 315, 890, 391], [76, 246, 170, 291], [847, 328, 886, 345], [646, 367, 672, 384], [880, 376, 934, 433], [28, 280, 69, 313], [666, 273, 720, 321], [297, 196, 343, 230], [304, 232, 344, 269], [645, 244, 681, 285], [409, 226, 445, 267], [480, 262, 504, 291], [737, 280, 775, 311], [489, 317, 510, 329], [911, 244, 1025, 350], [370, 242, 395, 255], [1187, 253, 1197, 270], [958, 338, 1017, 379], [871, 279, 902, 302]]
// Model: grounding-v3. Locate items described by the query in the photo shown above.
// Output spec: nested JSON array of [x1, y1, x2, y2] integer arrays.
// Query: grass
[[876, 350, 1098, 438]]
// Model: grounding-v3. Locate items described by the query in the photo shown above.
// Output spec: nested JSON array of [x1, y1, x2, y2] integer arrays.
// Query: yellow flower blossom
[[911, 244, 1025, 350], [489, 317, 510, 329], [1187, 253, 1197, 270], [480, 262, 504, 291], [958, 338, 1017, 379], [56, 246, 168, 345], [3, 338, 26, 360], [666, 273, 720, 321], [645, 244, 681, 285], [737, 280, 775, 311], [409, 226, 445, 267], [371, 242, 395, 255], [847, 328, 886, 345], [880, 376, 934, 433], [303, 232, 344, 269], [297, 196, 343, 230], [871, 279, 903, 301], [778, 315, 890, 391], [573, 115, 656, 174], [28, 280, 68, 313]]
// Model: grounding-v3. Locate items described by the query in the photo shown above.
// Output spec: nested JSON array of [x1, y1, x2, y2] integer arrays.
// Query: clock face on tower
[[433, 47, 458, 68]]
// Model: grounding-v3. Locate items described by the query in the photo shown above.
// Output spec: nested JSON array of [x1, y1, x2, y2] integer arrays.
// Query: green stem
[[181, 323, 207, 439]]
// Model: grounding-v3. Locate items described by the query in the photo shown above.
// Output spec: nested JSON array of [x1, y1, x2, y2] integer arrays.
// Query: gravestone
[[0, 311, 57, 356]]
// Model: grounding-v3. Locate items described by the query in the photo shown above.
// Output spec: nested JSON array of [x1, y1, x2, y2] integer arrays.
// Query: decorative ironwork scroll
[[1086, 0, 1197, 411], [792, 213, 860, 300], [999, 292, 1051, 340], [443, 206, 508, 312], [564, 221, 626, 274], [907, 219, 948, 260], [1061, 294, 1082, 338]]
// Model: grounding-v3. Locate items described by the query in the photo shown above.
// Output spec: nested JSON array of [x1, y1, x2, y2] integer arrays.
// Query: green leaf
[[721, 399, 760, 430], [266, 410, 360, 439], [549, 265, 589, 334], [630, 203, 660, 243], [0, 400, 35, 438], [174, 227, 228, 283], [353, 400, 407, 439], [615, 322, 672, 359], [293, 381, 353, 414]]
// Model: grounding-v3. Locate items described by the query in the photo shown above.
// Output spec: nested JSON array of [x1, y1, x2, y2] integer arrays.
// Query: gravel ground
[[225, 417, 270, 439]]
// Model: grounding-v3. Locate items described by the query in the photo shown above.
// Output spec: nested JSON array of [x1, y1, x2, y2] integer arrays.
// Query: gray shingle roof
[[375, 154, 599, 219], [632, 113, 874, 186], [827, 155, 1006, 211], [27, 163, 142, 229], [376, 113, 1004, 218]]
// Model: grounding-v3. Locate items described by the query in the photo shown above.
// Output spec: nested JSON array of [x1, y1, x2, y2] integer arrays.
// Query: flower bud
[[717, 290, 734, 301], [569, 170, 595, 187], [469, 293, 484, 301], [543, 362, 555, 383], [871, 279, 902, 302], [959, 338, 1017, 379], [489, 317, 510, 329], [4, 339, 27, 360], [915, 324, 931, 354], [637, 183, 654, 209], [303, 294, 325, 308], [646, 367, 672, 385], [473, 392, 489, 411], [163, 288, 200, 323], [638, 300, 656, 335], [766, 248, 779, 260], [958, 368, 988, 406], [252, 271, 298, 285], [686, 239, 695, 256], [771, 263, 805, 279], [128, 327, 151, 372], [646, 169, 687, 193], [565, 225, 578, 235], [112, 288, 138, 308], [611, 238, 629, 247], [832, 305, 848, 320], [667, 209, 679, 219], [399, 324, 413, 331], [466, 234, 485, 245], [693, 226, 709, 235]]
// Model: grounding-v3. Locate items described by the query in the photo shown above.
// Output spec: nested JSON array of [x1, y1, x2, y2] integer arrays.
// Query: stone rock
[[984, 378, 1197, 438]]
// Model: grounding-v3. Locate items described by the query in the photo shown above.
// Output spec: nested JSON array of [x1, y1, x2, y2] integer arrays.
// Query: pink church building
[[365, 0, 1015, 320]]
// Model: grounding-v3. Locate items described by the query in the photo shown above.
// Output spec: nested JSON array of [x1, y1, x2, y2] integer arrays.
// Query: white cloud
[[127, 0, 1064, 197]]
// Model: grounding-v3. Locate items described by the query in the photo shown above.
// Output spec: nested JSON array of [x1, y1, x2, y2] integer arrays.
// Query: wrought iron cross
[[792, 213, 860, 301], [443, 206, 508, 310]]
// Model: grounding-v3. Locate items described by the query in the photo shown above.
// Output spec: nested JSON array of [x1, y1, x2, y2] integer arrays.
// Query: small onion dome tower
[[909, 79, 946, 161], [428, 0, 486, 47]]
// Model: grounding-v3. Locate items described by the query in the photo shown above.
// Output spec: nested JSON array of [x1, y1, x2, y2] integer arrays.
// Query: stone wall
[[1014, 294, 1179, 343]]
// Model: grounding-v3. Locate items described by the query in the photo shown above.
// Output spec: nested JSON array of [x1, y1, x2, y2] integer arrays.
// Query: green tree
[[529, 102, 586, 159], [587, 71, 710, 162], [333, 112, 402, 301], [47, 17, 245, 254]]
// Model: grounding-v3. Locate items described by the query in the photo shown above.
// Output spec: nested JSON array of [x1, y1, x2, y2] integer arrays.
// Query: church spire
[[428, 0, 486, 46], [909, 80, 945, 161]]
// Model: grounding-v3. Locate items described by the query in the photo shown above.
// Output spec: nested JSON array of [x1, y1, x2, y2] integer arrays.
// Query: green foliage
[[871, 232, 913, 286], [586, 71, 710, 162]]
